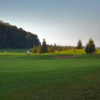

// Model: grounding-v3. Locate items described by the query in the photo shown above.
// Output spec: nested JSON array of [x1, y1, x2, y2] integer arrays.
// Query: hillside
[[0, 20, 40, 49]]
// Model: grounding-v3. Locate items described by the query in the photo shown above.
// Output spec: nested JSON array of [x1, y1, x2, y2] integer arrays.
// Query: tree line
[[32, 38, 96, 55], [32, 39, 70, 54], [76, 38, 96, 54], [0, 20, 96, 54], [0, 20, 40, 49]]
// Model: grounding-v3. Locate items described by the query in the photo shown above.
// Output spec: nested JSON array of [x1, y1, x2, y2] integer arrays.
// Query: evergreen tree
[[85, 38, 96, 54], [76, 39, 83, 49], [41, 39, 47, 53]]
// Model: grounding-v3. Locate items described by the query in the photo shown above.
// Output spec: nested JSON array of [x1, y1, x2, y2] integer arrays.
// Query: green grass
[[56, 49, 86, 55], [0, 51, 100, 100], [0, 49, 30, 53]]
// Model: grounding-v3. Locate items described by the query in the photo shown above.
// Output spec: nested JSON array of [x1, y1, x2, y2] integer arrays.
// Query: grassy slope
[[0, 53, 100, 100]]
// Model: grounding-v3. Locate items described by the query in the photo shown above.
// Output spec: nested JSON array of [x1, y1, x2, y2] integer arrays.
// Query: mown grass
[[0, 50, 100, 100]]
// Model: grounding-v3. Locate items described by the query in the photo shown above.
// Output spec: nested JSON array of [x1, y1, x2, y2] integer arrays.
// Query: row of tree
[[32, 38, 96, 55], [32, 39, 69, 54], [0, 20, 96, 54], [76, 38, 96, 54], [0, 20, 40, 48]]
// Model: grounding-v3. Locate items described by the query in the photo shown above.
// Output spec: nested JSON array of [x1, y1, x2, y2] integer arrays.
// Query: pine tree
[[85, 38, 96, 54], [41, 39, 47, 53], [76, 39, 83, 49]]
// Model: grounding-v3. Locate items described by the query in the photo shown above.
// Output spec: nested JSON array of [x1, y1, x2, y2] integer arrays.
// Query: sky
[[0, 0, 100, 47]]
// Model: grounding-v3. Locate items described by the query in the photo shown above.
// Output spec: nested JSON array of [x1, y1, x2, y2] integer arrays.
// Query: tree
[[61, 46, 67, 51], [85, 38, 96, 55], [58, 45, 62, 52], [0, 20, 40, 49], [36, 45, 41, 54], [47, 46, 51, 53], [76, 39, 83, 49], [47, 45, 55, 53], [41, 39, 47, 53], [32, 45, 37, 53], [54, 43, 57, 51]]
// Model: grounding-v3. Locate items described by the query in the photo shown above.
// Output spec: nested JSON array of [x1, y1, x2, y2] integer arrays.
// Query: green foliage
[[41, 39, 47, 53], [32, 45, 37, 53], [0, 20, 40, 49], [47, 45, 55, 53], [76, 39, 83, 49], [36, 45, 41, 54], [54, 43, 57, 51], [57, 45, 67, 52], [32, 45, 42, 54], [32, 39, 47, 54], [85, 38, 96, 54], [58, 46, 62, 51]]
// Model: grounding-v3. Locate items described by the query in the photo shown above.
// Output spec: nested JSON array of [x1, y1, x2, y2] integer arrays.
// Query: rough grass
[[0, 49, 100, 100]]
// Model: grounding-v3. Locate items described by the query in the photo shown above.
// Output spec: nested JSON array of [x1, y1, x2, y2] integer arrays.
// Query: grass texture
[[0, 49, 100, 100]]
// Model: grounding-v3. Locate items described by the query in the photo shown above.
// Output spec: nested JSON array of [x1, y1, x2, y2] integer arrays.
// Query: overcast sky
[[0, 0, 100, 46]]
